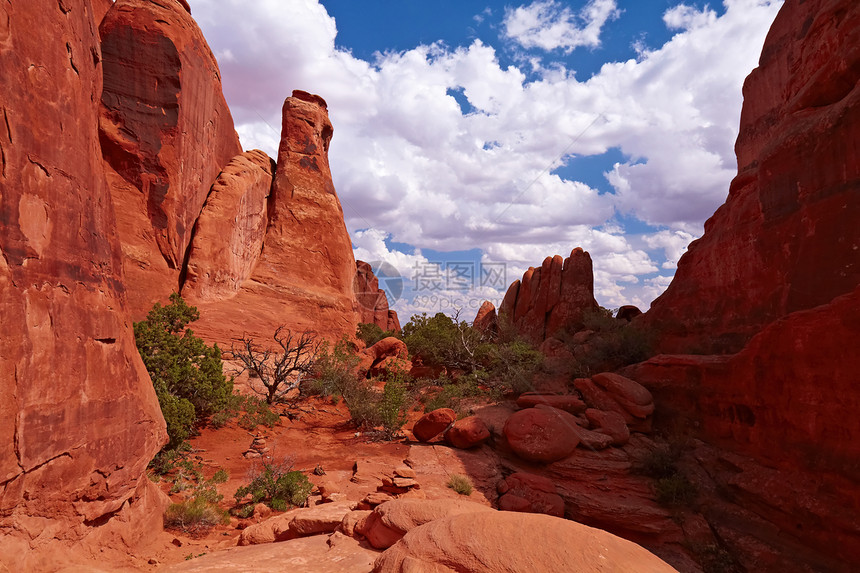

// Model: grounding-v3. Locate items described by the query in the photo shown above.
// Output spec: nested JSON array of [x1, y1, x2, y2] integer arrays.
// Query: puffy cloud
[[503, 0, 620, 52], [192, 0, 783, 314]]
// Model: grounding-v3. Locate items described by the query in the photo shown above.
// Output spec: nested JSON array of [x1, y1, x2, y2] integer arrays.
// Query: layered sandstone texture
[[99, 0, 242, 315], [498, 248, 597, 344], [646, 0, 860, 354], [354, 260, 401, 332], [189, 92, 360, 345], [0, 0, 166, 569]]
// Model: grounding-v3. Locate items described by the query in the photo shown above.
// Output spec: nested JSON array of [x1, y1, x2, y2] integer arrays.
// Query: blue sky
[[193, 0, 783, 321]]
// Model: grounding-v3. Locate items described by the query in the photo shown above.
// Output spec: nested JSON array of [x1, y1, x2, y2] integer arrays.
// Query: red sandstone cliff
[[498, 248, 598, 344], [645, 0, 860, 355], [630, 0, 860, 569], [0, 0, 166, 569], [99, 0, 242, 316], [189, 92, 360, 345]]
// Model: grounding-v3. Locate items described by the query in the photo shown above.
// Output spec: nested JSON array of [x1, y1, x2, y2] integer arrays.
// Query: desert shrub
[[164, 497, 229, 533], [135, 293, 232, 450], [149, 448, 181, 476], [423, 382, 465, 412], [447, 474, 473, 496], [232, 328, 318, 404], [375, 377, 410, 439], [211, 468, 229, 484], [306, 337, 361, 398], [637, 445, 681, 479], [402, 312, 543, 395], [654, 474, 698, 506], [564, 307, 654, 377], [356, 323, 398, 347], [237, 396, 280, 430], [686, 543, 740, 573], [234, 457, 313, 511]]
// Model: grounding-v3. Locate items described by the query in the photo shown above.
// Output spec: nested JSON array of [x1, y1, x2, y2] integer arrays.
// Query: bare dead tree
[[232, 327, 320, 404]]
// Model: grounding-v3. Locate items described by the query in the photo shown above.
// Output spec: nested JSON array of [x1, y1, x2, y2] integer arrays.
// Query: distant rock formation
[[472, 300, 498, 335], [189, 92, 360, 345], [354, 261, 401, 332], [645, 0, 860, 355], [0, 0, 166, 568], [99, 0, 242, 314], [498, 248, 598, 344]]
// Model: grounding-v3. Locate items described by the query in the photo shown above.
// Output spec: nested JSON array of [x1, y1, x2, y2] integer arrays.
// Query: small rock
[[412, 408, 456, 442], [444, 416, 491, 449]]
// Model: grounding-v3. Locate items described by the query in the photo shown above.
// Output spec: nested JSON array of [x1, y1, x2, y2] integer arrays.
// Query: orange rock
[[354, 261, 401, 333], [444, 416, 491, 449], [498, 249, 597, 344], [584, 409, 630, 446], [357, 499, 493, 549], [412, 409, 456, 442], [182, 150, 274, 303], [503, 407, 580, 463], [373, 510, 678, 572], [99, 0, 242, 315], [516, 392, 586, 413], [187, 91, 360, 346], [497, 472, 564, 517], [0, 1, 166, 568], [472, 301, 498, 335]]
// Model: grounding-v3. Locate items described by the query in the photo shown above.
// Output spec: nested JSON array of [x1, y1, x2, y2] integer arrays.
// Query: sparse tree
[[232, 327, 319, 404]]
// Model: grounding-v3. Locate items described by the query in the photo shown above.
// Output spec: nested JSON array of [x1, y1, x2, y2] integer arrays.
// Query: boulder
[[585, 409, 630, 446], [497, 473, 564, 517], [0, 1, 167, 568], [503, 407, 580, 463], [616, 305, 643, 321], [99, 0, 242, 315], [516, 392, 586, 414], [412, 409, 456, 442], [356, 499, 493, 549], [498, 249, 598, 344], [238, 501, 356, 545], [373, 511, 678, 572], [444, 416, 491, 449]]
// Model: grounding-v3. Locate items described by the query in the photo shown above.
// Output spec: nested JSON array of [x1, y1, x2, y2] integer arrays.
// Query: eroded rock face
[[0, 0, 166, 568], [373, 511, 678, 573], [499, 248, 597, 345], [99, 0, 242, 315], [355, 261, 401, 333], [472, 300, 498, 335], [182, 150, 274, 303], [645, 0, 860, 354], [190, 92, 359, 345]]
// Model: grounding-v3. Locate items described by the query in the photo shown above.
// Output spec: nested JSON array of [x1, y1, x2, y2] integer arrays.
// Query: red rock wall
[[99, 0, 242, 317], [182, 150, 274, 303], [190, 92, 360, 346], [354, 260, 401, 333], [499, 248, 597, 344], [645, 0, 860, 354], [0, 0, 166, 568]]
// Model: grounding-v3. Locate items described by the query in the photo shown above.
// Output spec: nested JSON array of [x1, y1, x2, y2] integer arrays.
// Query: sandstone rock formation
[[497, 472, 564, 517], [188, 92, 360, 345], [373, 511, 678, 572], [0, 1, 166, 569], [444, 416, 491, 449], [645, 0, 860, 355], [182, 150, 274, 303], [412, 409, 456, 443], [472, 300, 498, 335], [503, 407, 580, 463], [99, 0, 242, 314], [498, 248, 597, 345], [355, 261, 401, 333]]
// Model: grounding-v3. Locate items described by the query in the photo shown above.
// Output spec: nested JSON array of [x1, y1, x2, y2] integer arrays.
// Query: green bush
[[164, 497, 229, 533], [233, 458, 313, 511], [356, 323, 398, 347], [402, 313, 481, 371], [306, 337, 361, 399], [135, 293, 232, 450], [447, 474, 473, 496]]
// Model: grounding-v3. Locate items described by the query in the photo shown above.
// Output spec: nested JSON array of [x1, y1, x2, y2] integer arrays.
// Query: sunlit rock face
[[0, 0, 166, 569]]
